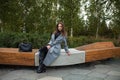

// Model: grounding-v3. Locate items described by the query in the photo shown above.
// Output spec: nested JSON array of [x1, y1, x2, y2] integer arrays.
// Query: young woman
[[37, 22, 71, 73]]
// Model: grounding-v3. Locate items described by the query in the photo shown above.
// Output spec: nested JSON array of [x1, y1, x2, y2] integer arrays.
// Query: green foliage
[[58, 0, 82, 36], [0, 0, 120, 39], [0, 32, 119, 48], [0, 32, 50, 48], [68, 36, 101, 48]]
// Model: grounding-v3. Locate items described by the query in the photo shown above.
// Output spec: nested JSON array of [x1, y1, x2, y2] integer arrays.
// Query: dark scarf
[[55, 31, 61, 40]]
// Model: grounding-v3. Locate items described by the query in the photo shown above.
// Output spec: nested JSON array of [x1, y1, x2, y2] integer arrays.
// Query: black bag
[[19, 42, 32, 52]]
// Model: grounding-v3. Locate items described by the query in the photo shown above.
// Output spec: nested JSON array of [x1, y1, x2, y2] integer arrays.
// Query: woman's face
[[58, 24, 63, 31]]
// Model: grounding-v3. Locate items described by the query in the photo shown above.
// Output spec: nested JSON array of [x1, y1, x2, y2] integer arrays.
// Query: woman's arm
[[63, 36, 70, 56]]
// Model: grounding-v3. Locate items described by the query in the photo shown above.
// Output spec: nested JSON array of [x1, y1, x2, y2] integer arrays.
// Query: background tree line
[[0, 0, 120, 39]]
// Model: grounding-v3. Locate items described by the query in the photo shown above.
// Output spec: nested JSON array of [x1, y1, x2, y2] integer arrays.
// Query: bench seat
[[76, 42, 120, 62], [0, 48, 37, 66], [0, 42, 120, 66]]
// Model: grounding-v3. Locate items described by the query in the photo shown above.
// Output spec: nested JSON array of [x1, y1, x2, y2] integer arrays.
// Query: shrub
[[0, 32, 119, 48], [0, 32, 50, 48]]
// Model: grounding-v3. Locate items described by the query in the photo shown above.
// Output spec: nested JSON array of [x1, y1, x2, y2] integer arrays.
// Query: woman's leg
[[37, 46, 48, 73]]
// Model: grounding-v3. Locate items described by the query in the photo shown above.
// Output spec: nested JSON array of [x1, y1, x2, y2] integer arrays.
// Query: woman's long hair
[[53, 22, 67, 36]]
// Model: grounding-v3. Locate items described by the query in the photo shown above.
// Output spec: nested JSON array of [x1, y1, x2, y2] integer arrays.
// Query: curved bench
[[0, 42, 120, 66]]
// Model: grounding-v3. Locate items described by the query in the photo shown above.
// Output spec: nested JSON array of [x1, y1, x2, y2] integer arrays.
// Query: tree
[[58, 0, 81, 37]]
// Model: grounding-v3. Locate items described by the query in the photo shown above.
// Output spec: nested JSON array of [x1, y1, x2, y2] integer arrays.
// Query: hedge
[[0, 32, 119, 49], [0, 32, 50, 48]]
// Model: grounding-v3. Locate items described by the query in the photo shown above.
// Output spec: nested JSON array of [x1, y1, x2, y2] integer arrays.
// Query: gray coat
[[43, 33, 69, 66]]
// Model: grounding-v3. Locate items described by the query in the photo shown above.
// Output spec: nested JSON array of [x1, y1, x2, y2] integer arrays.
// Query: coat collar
[[52, 33, 62, 41]]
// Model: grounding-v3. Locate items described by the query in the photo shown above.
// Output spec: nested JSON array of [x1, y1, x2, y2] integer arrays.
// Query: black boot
[[37, 64, 46, 73], [37, 56, 45, 73], [37, 47, 47, 73]]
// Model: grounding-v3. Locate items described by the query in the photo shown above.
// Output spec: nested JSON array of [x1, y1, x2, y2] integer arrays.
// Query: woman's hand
[[46, 45, 51, 49], [66, 52, 71, 56]]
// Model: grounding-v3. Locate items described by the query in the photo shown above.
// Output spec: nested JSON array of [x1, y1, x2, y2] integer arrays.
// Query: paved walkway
[[0, 58, 120, 80]]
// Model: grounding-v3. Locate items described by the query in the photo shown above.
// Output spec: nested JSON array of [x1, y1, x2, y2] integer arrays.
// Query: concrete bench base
[[35, 48, 85, 66]]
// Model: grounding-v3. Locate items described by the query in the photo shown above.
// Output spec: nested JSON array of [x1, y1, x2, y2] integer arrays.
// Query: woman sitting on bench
[[37, 22, 71, 73]]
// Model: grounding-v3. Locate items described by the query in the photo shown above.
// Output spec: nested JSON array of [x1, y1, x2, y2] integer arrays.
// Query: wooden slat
[[75, 42, 120, 62], [85, 48, 113, 62], [76, 42, 115, 50], [85, 47, 120, 62], [111, 47, 120, 58], [0, 48, 38, 66]]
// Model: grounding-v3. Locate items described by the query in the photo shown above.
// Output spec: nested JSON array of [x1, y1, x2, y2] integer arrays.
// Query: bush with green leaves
[[0, 32, 119, 49], [0, 32, 50, 48]]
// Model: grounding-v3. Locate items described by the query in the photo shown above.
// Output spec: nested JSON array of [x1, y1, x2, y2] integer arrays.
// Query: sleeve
[[48, 34, 53, 45], [63, 36, 70, 53], [48, 34, 62, 47]]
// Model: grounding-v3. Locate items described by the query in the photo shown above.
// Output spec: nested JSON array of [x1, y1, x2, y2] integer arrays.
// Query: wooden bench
[[0, 42, 120, 66], [0, 48, 37, 66], [76, 42, 120, 62]]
